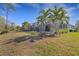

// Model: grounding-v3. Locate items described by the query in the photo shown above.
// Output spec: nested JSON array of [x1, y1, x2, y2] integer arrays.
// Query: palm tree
[[48, 6, 61, 33], [37, 9, 50, 32], [37, 6, 69, 34], [59, 8, 69, 33], [48, 6, 69, 33], [37, 15, 44, 31]]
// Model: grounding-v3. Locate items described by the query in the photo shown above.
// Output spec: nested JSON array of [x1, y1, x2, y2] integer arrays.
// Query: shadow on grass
[[14, 35, 42, 43], [5, 32, 57, 44], [5, 35, 43, 44]]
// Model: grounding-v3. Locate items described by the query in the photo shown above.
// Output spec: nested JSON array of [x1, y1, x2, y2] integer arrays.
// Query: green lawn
[[33, 32, 79, 56], [0, 32, 79, 56]]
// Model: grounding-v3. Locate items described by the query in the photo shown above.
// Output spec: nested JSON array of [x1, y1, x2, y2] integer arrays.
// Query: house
[[68, 25, 76, 32], [31, 21, 58, 33]]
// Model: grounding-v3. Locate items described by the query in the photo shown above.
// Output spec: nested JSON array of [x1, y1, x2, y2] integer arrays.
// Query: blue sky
[[0, 3, 79, 26]]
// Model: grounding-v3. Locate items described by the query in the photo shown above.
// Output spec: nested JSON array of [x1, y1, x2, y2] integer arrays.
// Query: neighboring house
[[68, 24, 76, 31], [31, 21, 57, 33], [30, 21, 77, 32]]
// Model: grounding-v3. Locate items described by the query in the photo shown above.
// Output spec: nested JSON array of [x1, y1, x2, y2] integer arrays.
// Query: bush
[[0, 30, 8, 35], [69, 29, 73, 32], [69, 29, 77, 32]]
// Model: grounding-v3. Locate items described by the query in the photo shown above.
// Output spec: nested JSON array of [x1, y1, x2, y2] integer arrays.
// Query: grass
[[0, 31, 79, 55], [33, 32, 79, 56], [27, 31, 40, 36], [59, 29, 68, 33]]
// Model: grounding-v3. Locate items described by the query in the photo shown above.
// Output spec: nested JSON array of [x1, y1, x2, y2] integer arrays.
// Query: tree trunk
[[5, 8, 9, 32]]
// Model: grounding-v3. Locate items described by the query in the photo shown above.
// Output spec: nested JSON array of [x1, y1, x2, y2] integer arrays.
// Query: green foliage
[[16, 26, 21, 31], [22, 21, 30, 30], [37, 9, 50, 27], [37, 7, 69, 33], [69, 29, 77, 32]]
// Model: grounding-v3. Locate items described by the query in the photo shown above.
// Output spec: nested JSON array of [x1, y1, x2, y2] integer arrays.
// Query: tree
[[37, 9, 50, 31], [59, 8, 69, 29], [2, 3, 15, 31], [47, 6, 62, 33], [16, 26, 21, 31], [22, 21, 30, 31], [48, 6, 69, 33], [37, 16, 43, 24]]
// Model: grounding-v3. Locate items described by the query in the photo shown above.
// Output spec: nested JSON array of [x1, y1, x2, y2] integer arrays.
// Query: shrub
[[69, 29, 77, 32], [0, 30, 8, 34], [69, 29, 73, 32]]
